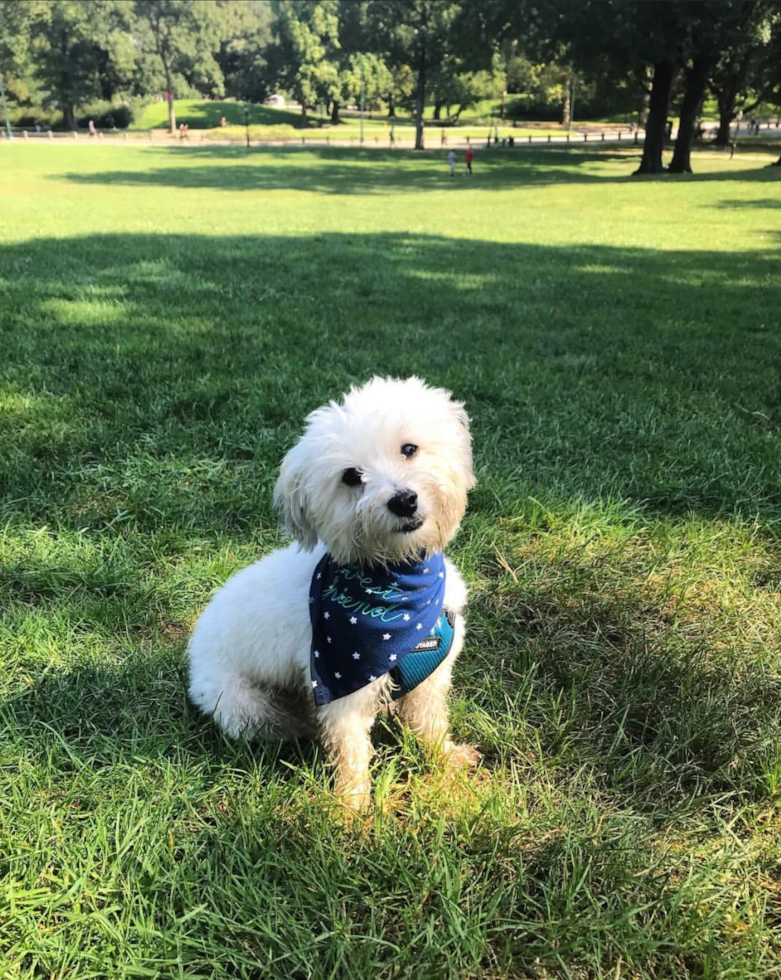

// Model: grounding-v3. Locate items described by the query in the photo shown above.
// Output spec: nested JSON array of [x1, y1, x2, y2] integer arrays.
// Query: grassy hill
[[130, 98, 307, 130]]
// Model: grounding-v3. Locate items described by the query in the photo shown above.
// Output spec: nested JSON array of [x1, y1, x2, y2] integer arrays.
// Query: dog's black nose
[[388, 489, 418, 518]]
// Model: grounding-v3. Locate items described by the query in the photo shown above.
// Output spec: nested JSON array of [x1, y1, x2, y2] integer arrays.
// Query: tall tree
[[134, 0, 226, 133], [0, 0, 48, 106], [559, 1, 684, 175], [669, 2, 762, 174], [30, 1, 137, 130], [369, 1, 465, 149], [709, 2, 781, 144], [215, 0, 275, 104], [269, 0, 340, 125]]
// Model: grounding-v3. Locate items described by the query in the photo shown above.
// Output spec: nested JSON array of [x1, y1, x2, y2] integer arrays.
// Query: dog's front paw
[[445, 742, 482, 769], [334, 774, 372, 813]]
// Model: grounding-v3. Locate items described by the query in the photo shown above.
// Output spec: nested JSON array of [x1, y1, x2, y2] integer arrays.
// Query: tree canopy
[[2, 0, 780, 171]]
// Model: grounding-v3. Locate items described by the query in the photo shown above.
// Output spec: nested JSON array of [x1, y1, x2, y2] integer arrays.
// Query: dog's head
[[274, 377, 475, 566]]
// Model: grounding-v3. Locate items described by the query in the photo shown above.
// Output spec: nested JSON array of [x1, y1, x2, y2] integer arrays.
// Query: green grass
[[1, 141, 781, 978], [130, 98, 309, 131]]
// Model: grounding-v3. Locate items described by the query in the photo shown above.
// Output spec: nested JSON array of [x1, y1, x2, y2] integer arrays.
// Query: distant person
[[440, 128, 447, 147], [88, 119, 96, 138], [448, 149, 455, 177], [465, 145, 473, 175], [220, 116, 227, 128], [389, 123, 395, 146]]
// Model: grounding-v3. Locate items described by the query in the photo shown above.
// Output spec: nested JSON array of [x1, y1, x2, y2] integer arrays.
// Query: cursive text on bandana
[[309, 552, 449, 705]]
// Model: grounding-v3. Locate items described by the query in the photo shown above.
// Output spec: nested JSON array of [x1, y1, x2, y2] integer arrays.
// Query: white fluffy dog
[[188, 376, 479, 809]]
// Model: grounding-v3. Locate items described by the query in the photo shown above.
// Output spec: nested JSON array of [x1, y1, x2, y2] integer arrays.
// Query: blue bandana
[[309, 552, 453, 705]]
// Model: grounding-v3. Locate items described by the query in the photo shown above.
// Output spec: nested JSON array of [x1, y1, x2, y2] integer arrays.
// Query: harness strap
[[389, 610, 456, 700]]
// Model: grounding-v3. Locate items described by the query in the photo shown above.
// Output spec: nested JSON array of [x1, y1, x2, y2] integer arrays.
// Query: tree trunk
[[715, 109, 732, 145], [433, 100, 442, 121], [300, 102, 308, 126], [669, 53, 714, 174], [331, 100, 340, 124], [414, 3, 428, 150], [562, 86, 571, 128], [713, 80, 738, 145], [634, 60, 675, 175], [414, 62, 426, 149], [64, 103, 77, 131], [163, 62, 176, 134], [387, 90, 396, 118]]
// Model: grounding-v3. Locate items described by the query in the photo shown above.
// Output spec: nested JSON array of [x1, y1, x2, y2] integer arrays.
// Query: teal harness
[[390, 610, 456, 699]]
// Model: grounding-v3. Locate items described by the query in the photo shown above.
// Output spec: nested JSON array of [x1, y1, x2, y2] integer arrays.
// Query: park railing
[[3, 120, 781, 149], [0, 127, 643, 147]]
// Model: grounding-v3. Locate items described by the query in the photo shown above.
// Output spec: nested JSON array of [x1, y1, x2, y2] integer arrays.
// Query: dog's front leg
[[317, 688, 379, 811], [398, 660, 481, 769]]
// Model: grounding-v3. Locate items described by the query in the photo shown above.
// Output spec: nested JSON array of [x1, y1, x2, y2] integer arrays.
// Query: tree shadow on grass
[[54, 145, 781, 195], [1, 230, 779, 529], [711, 197, 781, 209], [2, 229, 781, 820]]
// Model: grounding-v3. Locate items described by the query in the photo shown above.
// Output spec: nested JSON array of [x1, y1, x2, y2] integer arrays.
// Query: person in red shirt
[[465, 145, 473, 176]]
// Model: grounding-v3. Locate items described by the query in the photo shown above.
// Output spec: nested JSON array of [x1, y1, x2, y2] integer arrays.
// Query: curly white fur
[[188, 376, 479, 810]]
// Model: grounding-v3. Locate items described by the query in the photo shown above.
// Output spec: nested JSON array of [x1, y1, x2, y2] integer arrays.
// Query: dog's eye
[[342, 467, 363, 487], [401, 444, 418, 459]]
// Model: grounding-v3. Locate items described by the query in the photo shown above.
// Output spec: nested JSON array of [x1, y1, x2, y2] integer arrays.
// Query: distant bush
[[6, 105, 61, 129], [76, 102, 133, 130], [6, 100, 134, 130], [506, 98, 562, 123]]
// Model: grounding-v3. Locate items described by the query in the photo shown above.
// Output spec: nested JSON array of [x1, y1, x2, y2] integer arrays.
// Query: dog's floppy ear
[[273, 441, 319, 550]]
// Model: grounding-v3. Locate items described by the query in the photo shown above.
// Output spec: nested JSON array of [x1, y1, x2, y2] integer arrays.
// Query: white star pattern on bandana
[[309, 551, 448, 705]]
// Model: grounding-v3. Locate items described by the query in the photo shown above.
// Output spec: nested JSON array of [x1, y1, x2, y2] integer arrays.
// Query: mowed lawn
[[1, 142, 781, 978]]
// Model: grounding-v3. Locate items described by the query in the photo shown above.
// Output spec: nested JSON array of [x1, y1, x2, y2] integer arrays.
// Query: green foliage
[[134, 0, 227, 97], [215, 0, 275, 103], [3, 0, 781, 146], [0, 0, 48, 104], [28, 0, 137, 128], [75, 99, 133, 129], [269, 0, 341, 120]]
